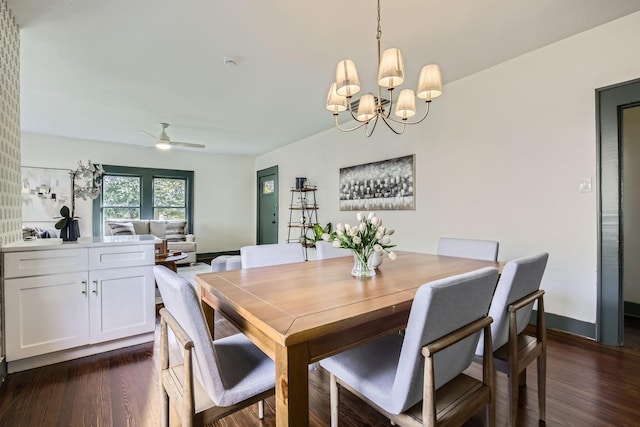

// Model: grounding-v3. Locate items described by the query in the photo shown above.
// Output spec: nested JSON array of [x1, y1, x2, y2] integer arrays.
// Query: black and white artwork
[[21, 166, 72, 221], [339, 154, 415, 211]]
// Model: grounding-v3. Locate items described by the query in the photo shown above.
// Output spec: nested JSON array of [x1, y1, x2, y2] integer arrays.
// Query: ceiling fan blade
[[172, 141, 206, 149], [138, 130, 158, 139]]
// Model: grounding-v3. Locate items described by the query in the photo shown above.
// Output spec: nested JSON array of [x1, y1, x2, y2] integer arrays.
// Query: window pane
[[154, 208, 186, 220], [154, 178, 185, 207], [103, 176, 141, 207], [104, 208, 141, 220]]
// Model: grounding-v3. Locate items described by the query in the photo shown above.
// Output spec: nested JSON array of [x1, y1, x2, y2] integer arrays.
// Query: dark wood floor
[[2, 314, 640, 427]]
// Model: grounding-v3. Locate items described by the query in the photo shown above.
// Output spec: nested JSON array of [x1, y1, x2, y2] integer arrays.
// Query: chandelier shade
[[357, 94, 377, 122], [417, 64, 443, 100], [336, 59, 361, 97], [395, 89, 416, 119], [377, 48, 405, 88], [326, 82, 347, 113], [325, 0, 442, 136]]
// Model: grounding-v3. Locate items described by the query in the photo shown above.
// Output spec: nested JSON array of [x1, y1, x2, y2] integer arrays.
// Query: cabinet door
[[88, 266, 155, 344], [4, 273, 90, 361]]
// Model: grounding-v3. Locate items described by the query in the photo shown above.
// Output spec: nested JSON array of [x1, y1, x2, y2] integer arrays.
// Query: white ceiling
[[9, 0, 640, 156]]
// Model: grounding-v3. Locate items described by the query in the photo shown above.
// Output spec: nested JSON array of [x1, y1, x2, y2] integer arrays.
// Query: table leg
[[275, 342, 309, 427], [197, 285, 215, 340]]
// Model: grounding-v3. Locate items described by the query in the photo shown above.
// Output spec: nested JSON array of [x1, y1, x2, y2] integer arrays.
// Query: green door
[[257, 166, 278, 244]]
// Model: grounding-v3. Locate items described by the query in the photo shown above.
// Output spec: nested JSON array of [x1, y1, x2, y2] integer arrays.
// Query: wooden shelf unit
[[287, 187, 318, 260]]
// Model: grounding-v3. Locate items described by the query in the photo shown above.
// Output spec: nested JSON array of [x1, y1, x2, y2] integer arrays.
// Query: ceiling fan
[[140, 123, 206, 150]]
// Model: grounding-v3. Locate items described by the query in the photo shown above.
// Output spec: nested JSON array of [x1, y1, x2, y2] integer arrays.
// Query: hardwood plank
[[2, 313, 640, 426]]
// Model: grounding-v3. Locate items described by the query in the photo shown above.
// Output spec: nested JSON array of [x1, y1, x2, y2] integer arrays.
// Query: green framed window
[[93, 165, 194, 236]]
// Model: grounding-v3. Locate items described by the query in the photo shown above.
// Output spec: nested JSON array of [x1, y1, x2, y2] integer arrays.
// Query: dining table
[[195, 251, 501, 426]]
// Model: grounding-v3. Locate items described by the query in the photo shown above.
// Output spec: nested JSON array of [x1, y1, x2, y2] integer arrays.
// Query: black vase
[[61, 219, 80, 242]]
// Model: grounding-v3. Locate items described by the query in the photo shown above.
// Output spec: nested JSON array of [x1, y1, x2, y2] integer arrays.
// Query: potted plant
[[55, 160, 104, 241]]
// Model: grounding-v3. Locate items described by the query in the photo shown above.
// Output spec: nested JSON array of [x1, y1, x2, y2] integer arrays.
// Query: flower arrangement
[[55, 160, 104, 240], [325, 211, 396, 277]]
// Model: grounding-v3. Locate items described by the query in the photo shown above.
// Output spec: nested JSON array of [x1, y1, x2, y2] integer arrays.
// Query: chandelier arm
[[364, 115, 381, 137], [380, 88, 394, 119], [385, 101, 432, 125], [334, 115, 369, 133], [380, 115, 406, 135]]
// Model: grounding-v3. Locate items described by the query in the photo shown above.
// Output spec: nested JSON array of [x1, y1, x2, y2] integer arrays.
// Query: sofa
[[104, 219, 196, 265]]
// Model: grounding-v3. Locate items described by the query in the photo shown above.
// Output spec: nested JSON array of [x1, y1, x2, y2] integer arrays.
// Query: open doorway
[[597, 78, 640, 347], [621, 105, 640, 349]]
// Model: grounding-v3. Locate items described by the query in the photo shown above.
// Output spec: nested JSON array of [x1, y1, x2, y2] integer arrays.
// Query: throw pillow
[[108, 222, 136, 236], [165, 220, 187, 242]]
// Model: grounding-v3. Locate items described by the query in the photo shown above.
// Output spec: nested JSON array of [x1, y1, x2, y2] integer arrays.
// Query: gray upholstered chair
[[315, 240, 351, 259], [154, 266, 275, 426], [437, 237, 499, 261], [475, 252, 548, 426], [320, 267, 500, 427], [240, 243, 305, 269]]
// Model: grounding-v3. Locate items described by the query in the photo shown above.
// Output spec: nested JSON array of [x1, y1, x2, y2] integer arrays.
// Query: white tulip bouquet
[[325, 211, 397, 277]]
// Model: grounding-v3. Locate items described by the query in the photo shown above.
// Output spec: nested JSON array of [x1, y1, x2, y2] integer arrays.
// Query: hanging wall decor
[[339, 154, 415, 211]]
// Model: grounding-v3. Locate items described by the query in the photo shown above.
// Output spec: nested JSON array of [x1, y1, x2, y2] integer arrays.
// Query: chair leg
[[518, 369, 527, 388], [161, 387, 169, 427], [258, 400, 264, 419], [538, 351, 546, 422], [330, 373, 339, 427], [509, 371, 519, 427]]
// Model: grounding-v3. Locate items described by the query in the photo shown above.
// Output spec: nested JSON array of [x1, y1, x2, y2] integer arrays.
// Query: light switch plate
[[579, 177, 592, 193]]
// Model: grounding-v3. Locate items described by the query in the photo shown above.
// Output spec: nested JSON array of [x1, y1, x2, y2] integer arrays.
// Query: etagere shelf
[[286, 186, 318, 260]]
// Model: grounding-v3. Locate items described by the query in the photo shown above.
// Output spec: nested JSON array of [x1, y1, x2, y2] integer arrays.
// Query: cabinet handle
[[82, 280, 87, 295], [92, 280, 98, 295]]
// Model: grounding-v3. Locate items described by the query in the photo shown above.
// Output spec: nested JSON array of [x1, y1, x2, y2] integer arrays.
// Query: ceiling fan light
[[335, 59, 361, 97], [378, 48, 405, 88], [156, 140, 171, 150], [395, 89, 416, 119], [416, 64, 442, 100], [356, 94, 376, 122], [326, 82, 347, 113]]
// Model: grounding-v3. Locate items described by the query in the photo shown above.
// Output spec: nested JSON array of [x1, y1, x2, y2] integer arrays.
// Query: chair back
[[154, 265, 227, 404], [240, 243, 305, 268], [437, 237, 499, 261], [477, 252, 548, 354], [315, 240, 351, 260], [390, 267, 499, 413]]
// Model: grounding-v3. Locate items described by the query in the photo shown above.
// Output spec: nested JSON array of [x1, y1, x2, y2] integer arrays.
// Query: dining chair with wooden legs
[[154, 265, 275, 426], [474, 252, 549, 426], [320, 267, 500, 426]]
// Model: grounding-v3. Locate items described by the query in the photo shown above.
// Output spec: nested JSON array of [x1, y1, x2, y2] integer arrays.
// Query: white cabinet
[[88, 266, 155, 344], [2, 240, 156, 367], [5, 272, 90, 361]]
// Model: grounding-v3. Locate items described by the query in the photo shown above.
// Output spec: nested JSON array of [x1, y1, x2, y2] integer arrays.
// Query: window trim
[[93, 165, 194, 236]]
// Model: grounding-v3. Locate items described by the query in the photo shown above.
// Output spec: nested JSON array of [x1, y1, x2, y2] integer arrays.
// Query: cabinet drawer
[[3, 249, 88, 278], [89, 245, 154, 270]]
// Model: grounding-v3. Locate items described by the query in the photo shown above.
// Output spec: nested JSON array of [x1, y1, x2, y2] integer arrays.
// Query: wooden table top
[[195, 251, 500, 348]]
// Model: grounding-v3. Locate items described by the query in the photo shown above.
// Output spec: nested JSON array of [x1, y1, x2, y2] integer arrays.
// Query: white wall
[[623, 106, 640, 305], [21, 132, 255, 253], [256, 12, 640, 324]]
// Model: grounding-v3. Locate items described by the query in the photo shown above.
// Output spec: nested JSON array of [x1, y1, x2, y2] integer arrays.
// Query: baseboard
[[7, 332, 154, 373], [530, 310, 596, 339], [0, 357, 6, 389], [624, 301, 640, 317], [197, 250, 240, 262]]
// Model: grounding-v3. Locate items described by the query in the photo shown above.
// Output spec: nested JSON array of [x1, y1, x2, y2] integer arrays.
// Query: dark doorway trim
[[256, 165, 279, 244], [596, 78, 640, 346]]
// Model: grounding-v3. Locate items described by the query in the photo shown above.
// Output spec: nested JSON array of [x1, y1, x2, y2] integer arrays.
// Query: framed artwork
[[339, 154, 415, 211], [21, 166, 72, 222]]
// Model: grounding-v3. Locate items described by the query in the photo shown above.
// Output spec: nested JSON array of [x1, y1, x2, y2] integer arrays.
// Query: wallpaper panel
[[0, 0, 21, 364]]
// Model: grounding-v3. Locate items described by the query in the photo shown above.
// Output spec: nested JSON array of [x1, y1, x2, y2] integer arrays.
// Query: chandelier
[[325, 0, 442, 136]]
